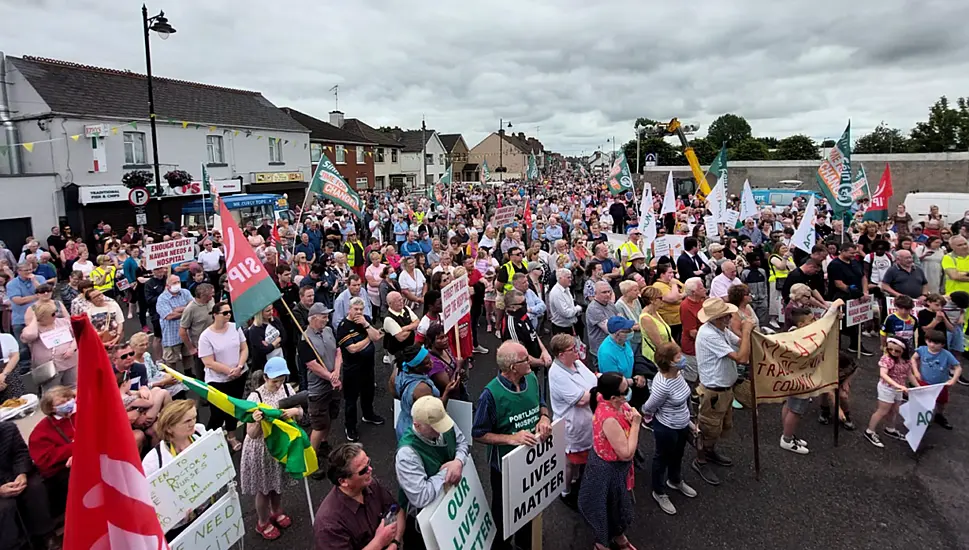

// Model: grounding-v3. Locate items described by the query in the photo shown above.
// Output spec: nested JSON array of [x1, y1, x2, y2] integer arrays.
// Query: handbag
[[31, 360, 56, 386]]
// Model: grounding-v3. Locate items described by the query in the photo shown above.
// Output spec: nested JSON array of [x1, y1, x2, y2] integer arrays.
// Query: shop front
[[246, 171, 309, 208]]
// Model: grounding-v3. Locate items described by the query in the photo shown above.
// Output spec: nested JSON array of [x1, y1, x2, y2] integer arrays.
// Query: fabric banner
[[660, 171, 676, 215], [527, 152, 539, 181], [790, 194, 816, 254], [815, 122, 853, 215], [751, 307, 840, 402], [852, 163, 871, 201], [606, 151, 633, 195], [863, 164, 893, 223], [740, 179, 759, 221], [480, 159, 491, 185], [309, 155, 364, 217], [216, 194, 281, 324], [640, 184, 657, 250], [900, 383, 946, 452]]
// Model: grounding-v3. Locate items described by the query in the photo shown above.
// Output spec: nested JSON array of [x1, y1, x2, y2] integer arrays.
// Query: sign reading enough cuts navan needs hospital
[[500, 419, 566, 540], [145, 238, 196, 270]]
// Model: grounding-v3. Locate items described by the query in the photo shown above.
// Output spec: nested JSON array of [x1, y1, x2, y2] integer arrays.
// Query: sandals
[[615, 535, 638, 550], [257, 521, 281, 540], [226, 435, 242, 452], [271, 513, 292, 529]]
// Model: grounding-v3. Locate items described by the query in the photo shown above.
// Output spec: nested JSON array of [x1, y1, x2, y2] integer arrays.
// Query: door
[[0, 217, 33, 258]]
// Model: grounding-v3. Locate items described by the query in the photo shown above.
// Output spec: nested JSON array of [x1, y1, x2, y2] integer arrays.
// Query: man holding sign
[[472, 341, 552, 550]]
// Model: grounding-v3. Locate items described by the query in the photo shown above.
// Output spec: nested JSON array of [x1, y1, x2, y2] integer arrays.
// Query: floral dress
[[241, 384, 291, 496], [578, 401, 634, 546]]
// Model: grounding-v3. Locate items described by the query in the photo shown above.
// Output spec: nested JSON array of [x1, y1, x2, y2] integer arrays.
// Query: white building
[[0, 54, 310, 246], [340, 117, 406, 190], [392, 129, 447, 189]]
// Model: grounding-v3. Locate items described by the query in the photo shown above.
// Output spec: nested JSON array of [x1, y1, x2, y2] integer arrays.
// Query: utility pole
[[421, 117, 426, 193], [329, 85, 339, 111]]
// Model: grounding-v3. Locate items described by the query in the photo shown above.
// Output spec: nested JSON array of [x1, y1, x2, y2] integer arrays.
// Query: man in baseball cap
[[618, 227, 643, 275], [302, 302, 339, 477]]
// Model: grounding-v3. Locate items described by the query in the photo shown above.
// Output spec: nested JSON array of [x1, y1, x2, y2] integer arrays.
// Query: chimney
[[0, 52, 24, 175], [329, 110, 344, 128]]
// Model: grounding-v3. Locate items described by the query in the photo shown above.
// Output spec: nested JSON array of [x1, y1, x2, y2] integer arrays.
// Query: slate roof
[[439, 133, 462, 153], [342, 118, 403, 148], [394, 129, 436, 153], [9, 55, 307, 132], [280, 108, 374, 144]]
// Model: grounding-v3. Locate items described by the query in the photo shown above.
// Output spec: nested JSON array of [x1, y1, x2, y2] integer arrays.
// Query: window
[[375, 176, 385, 188], [269, 137, 283, 163], [310, 143, 322, 163], [439, 154, 445, 165], [356, 146, 365, 164], [391, 149, 398, 163], [336, 145, 346, 164], [425, 174, 434, 185], [206, 135, 225, 164], [425, 154, 434, 165], [356, 176, 369, 189], [376, 148, 385, 162], [123, 132, 147, 165]]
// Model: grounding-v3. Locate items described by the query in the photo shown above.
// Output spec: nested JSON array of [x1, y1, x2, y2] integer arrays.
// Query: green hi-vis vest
[[397, 427, 458, 511], [486, 372, 540, 460]]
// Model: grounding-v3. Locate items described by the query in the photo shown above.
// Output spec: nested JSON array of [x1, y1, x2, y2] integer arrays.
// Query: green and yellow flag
[[163, 367, 318, 478]]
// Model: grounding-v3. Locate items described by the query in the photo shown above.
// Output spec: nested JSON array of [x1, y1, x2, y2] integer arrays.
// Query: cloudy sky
[[4, 0, 968, 156]]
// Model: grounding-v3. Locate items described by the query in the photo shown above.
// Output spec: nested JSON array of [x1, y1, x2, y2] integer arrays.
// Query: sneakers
[[863, 429, 884, 448], [362, 414, 386, 426], [933, 413, 953, 430], [652, 492, 677, 515], [691, 460, 720, 486], [841, 416, 856, 431], [707, 449, 733, 467], [818, 410, 830, 425], [780, 435, 809, 454], [958, 375, 969, 387], [473, 345, 489, 354], [666, 480, 697, 498], [847, 345, 874, 357], [345, 427, 360, 442], [883, 427, 906, 441]]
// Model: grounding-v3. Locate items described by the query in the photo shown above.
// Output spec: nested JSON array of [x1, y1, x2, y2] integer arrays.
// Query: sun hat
[[264, 356, 290, 379], [697, 297, 739, 323]]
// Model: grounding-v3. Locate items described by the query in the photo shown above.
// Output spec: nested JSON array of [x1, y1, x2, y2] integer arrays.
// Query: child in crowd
[[779, 307, 816, 455], [917, 294, 953, 348], [483, 269, 497, 333], [941, 291, 969, 353], [864, 337, 913, 448], [911, 329, 962, 430], [881, 295, 917, 354]]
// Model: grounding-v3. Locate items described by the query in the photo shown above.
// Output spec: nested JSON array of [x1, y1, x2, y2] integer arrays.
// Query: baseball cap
[[411, 396, 454, 434], [607, 316, 635, 333], [264, 357, 289, 379], [309, 303, 332, 317]]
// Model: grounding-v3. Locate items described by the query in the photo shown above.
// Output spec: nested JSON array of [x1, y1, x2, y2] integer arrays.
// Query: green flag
[[606, 151, 633, 195], [527, 152, 539, 181], [706, 144, 728, 189], [480, 159, 491, 185], [816, 122, 853, 215], [852, 164, 871, 202], [309, 155, 364, 217], [163, 367, 318, 478], [201, 162, 211, 193]]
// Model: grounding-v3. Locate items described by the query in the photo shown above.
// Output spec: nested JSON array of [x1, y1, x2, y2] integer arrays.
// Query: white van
[[903, 192, 969, 225]]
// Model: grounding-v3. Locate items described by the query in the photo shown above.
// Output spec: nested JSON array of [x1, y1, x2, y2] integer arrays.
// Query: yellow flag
[[111, 128, 118, 135], [182, 121, 189, 129], [71, 135, 80, 141], [22, 143, 34, 152], [209, 126, 217, 132], [233, 130, 239, 136], [257, 135, 262, 140]]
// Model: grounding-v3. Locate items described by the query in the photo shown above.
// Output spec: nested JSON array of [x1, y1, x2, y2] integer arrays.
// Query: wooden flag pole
[[749, 368, 761, 480], [278, 299, 327, 383]]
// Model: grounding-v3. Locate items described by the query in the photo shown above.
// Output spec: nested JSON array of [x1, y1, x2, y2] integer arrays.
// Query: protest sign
[[900, 383, 946, 452], [147, 429, 236, 532], [704, 216, 720, 242], [885, 296, 924, 318], [39, 326, 74, 348], [500, 419, 566, 540], [846, 296, 874, 327], [751, 308, 839, 402], [394, 399, 474, 447], [169, 488, 244, 550], [722, 209, 740, 228], [442, 275, 471, 332], [666, 235, 686, 260], [424, 457, 496, 550], [492, 206, 518, 228], [145, 237, 196, 270], [653, 236, 670, 259]]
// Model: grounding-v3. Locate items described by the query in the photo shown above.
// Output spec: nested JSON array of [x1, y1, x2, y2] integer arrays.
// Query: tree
[[706, 114, 752, 149], [909, 96, 969, 152], [756, 136, 779, 149], [774, 135, 820, 160], [820, 139, 836, 148], [854, 123, 911, 154], [730, 138, 770, 161], [688, 138, 718, 165]]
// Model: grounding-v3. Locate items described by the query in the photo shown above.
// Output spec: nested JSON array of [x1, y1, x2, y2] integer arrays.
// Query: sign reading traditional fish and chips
[[144, 238, 196, 270]]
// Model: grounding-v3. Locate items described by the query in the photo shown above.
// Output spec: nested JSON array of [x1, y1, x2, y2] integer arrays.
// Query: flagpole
[[304, 478, 315, 524], [292, 191, 313, 256]]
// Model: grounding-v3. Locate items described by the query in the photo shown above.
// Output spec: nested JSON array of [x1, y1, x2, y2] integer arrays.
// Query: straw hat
[[698, 297, 738, 323]]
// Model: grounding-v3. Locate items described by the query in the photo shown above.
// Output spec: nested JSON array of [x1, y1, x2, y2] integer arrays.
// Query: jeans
[[342, 364, 375, 431], [651, 422, 690, 494], [11, 323, 30, 373]]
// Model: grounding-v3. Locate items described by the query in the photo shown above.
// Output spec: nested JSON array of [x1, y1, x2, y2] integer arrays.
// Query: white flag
[[640, 183, 656, 250], [707, 176, 727, 223], [740, 179, 759, 221], [900, 383, 946, 452], [791, 194, 816, 254], [661, 171, 676, 216]]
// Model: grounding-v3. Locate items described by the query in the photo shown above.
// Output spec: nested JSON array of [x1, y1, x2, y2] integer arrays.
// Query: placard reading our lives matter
[[500, 419, 566, 540]]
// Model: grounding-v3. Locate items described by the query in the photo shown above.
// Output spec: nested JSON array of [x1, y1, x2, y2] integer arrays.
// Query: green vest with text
[[486, 372, 541, 461], [396, 427, 458, 510]]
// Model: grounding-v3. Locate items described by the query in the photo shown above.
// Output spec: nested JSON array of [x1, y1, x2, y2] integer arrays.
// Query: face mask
[[168, 284, 181, 293], [675, 356, 688, 370], [54, 398, 76, 416], [389, 272, 398, 280]]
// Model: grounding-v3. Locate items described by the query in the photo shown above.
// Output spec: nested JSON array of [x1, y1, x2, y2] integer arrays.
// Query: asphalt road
[[127, 317, 969, 550]]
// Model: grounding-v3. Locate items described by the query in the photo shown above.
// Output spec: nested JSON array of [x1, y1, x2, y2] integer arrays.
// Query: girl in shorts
[[864, 337, 913, 448]]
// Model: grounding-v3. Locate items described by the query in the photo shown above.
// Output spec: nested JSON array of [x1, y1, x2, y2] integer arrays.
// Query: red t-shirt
[[449, 313, 473, 359], [680, 298, 704, 356]]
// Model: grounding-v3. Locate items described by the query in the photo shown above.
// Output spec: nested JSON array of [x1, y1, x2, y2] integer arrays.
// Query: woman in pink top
[[20, 301, 78, 392], [579, 372, 641, 550], [383, 243, 402, 271], [365, 251, 384, 310]]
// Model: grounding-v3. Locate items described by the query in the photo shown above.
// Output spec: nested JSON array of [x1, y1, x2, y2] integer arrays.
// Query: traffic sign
[[128, 187, 150, 206], [135, 206, 148, 226], [644, 153, 657, 167]]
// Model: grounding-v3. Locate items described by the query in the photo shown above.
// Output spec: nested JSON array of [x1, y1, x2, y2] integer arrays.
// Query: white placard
[[147, 430, 236, 533], [653, 236, 670, 259], [169, 488, 244, 550], [846, 296, 874, 327], [441, 275, 471, 332], [722, 209, 740, 228], [885, 296, 925, 318], [500, 419, 566, 540], [666, 234, 686, 260], [426, 457, 496, 550], [145, 237, 196, 270], [704, 216, 720, 242], [492, 206, 518, 228], [39, 326, 74, 348], [393, 399, 473, 448]]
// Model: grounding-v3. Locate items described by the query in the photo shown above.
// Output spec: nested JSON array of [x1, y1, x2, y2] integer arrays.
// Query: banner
[[169, 489, 244, 550], [441, 275, 471, 332], [707, 175, 727, 223], [900, 383, 946, 452], [480, 159, 491, 185], [500, 420, 566, 540], [421, 457, 496, 550], [660, 171, 676, 215], [845, 296, 875, 327], [790, 194, 816, 254], [653, 236, 670, 259], [146, 430, 235, 533], [863, 164, 893, 223], [852, 164, 871, 201], [706, 144, 728, 192], [492, 205, 518, 228], [217, 193, 282, 324], [309, 155, 364, 217], [721, 209, 740, 229], [606, 151, 633, 195], [739, 179, 759, 221], [640, 183, 656, 250], [815, 122, 853, 215], [751, 307, 840, 402], [527, 152, 539, 181], [144, 237, 195, 270]]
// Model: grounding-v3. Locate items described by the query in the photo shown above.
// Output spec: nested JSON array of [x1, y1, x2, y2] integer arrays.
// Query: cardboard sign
[[442, 275, 471, 332], [145, 238, 196, 270], [147, 430, 236, 533], [169, 489, 244, 550], [393, 399, 474, 448], [116, 277, 131, 291], [500, 419, 566, 540], [751, 308, 840, 403], [425, 457, 496, 550], [39, 326, 74, 348], [846, 296, 874, 327], [492, 206, 518, 228], [653, 236, 670, 259], [704, 216, 720, 242], [666, 234, 686, 260], [885, 296, 925, 318]]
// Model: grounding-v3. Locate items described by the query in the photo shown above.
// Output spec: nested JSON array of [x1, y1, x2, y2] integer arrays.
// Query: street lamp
[[498, 119, 512, 181], [142, 5, 176, 196]]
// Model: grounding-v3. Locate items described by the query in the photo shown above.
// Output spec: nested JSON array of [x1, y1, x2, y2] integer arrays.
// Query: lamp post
[[142, 5, 176, 197], [634, 122, 643, 174], [498, 119, 512, 181]]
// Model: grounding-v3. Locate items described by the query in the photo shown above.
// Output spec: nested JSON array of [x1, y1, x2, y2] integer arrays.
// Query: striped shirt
[[641, 373, 691, 429]]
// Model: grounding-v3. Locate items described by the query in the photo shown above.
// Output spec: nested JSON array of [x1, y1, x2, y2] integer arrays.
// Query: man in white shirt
[[547, 269, 582, 335], [197, 239, 224, 286], [709, 261, 741, 299]]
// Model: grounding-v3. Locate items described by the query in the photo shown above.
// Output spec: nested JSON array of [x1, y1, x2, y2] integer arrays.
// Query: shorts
[[786, 396, 810, 415], [917, 378, 949, 405], [697, 385, 734, 448], [876, 381, 904, 404], [495, 292, 506, 310], [566, 451, 589, 465], [308, 388, 341, 431], [151, 317, 162, 338], [681, 355, 699, 383], [162, 344, 190, 367]]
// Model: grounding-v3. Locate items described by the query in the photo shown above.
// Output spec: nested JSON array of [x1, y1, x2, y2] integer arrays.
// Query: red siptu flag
[[64, 315, 169, 550], [218, 194, 281, 324], [523, 196, 532, 228], [862, 164, 893, 223]]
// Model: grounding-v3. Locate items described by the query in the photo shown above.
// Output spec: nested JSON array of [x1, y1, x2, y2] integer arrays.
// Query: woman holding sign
[[20, 301, 77, 392]]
